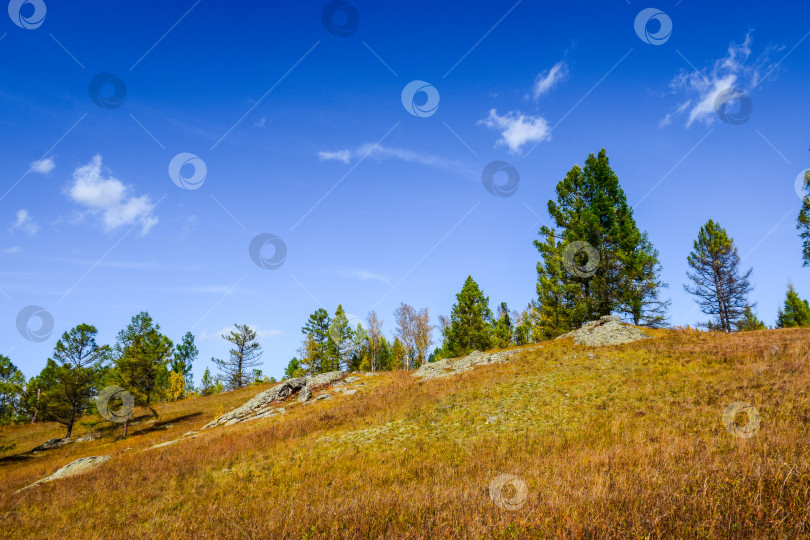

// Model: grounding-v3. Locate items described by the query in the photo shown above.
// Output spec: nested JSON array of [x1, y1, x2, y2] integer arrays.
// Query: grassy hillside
[[1, 328, 809, 539]]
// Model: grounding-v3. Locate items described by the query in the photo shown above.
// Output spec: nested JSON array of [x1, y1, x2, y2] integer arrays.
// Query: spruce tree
[[684, 220, 754, 332], [443, 276, 494, 356], [776, 283, 810, 328], [172, 332, 198, 392]]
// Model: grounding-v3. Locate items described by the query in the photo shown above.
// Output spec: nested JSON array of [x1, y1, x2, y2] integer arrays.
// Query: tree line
[[3, 149, 809, 433], [0, 314, 277, 437]]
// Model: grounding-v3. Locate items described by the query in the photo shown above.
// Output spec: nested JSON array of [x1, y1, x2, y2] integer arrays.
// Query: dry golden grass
[[1, 328, 809, 539]]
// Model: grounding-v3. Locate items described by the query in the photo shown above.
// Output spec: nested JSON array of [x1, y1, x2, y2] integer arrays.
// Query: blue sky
[[2, 0, 809, 381]]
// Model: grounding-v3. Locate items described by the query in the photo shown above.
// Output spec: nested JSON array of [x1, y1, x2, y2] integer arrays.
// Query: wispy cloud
[[318, 144, 466, 172], [666, 31, 781, 127], [31, 157, 55, 174], [479, 109, 551, 154], [318, 149, 351, 163], [38, 255, 200, 271], [4, 246, 22, 254], [337, 269, 391, 285], [12, 209, 38, 235], [67, 155, 158, 235], [531, 60, 569, 100]]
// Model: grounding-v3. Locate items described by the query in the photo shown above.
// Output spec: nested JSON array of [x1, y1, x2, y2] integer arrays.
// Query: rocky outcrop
[[413, 349, 523, 381], [555, 315, 650, 346], [202, 371, 348, 429], [16, 456, 111, 492]]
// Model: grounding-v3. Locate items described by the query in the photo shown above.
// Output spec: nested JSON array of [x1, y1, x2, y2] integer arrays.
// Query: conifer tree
[[443, 276, 494, 356], [300, 308, 331, 374], [0, 355, 25, 424], [111, 312, 174, 434], [327, 305, 354, 372], [172, 332, 198, 393], [684, 220, 754, 332], [737, 305, 766, 331], [213, 324, 263, 389], [200, 367, 215, 396], [493, 302, 513, 348], [776, 283, 810, 328], [798, 169, 810, 266], [535, 150, 668, 336]]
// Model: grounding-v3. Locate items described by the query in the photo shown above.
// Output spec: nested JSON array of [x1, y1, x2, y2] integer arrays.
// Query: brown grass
[[1, 328, 809, 539]]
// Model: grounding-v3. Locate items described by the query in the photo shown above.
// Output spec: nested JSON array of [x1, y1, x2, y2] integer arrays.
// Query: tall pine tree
[[684, 220, 754, 332], [38, 324, 108, 438], [535, 150, 668, 336], [213, 324, 263, 389]]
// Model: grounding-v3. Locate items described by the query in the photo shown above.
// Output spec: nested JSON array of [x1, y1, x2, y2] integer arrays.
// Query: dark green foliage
[[493, 302, 513, 348], [300, 308, 331, 374], [326, 305, 354, 372], [737, 305, 767, 331], [798, 170, 810, 266], [283, 357, 305, 380], [443, 276, 494, 357], [535, 150, 669, 337], [776, 283, 810, 328], [172, 332, 198, 392], [111, 312, 174, 417], [0, 356, 25, 424], [684, 220, 754, 332], [38, 324, 108, 438]]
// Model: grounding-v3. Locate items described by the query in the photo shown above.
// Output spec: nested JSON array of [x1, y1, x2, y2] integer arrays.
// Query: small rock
[[345, 376, 361, 383], [32, 438, 73, 452], [485, 416, 499, 424], [344, 389, 357, 396]]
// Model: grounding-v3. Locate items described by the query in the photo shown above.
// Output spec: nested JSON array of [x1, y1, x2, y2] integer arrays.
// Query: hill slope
[[2, 328, 809, 539]]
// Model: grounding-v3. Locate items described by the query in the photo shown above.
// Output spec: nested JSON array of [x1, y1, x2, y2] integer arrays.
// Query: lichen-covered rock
[[31, 438, 73, 452], [17, 456, 111, 492], [555, 315, 650, 346], [413, 349, 522, 381], [203, 377, 307, 429], [298, 386, 313, 403]]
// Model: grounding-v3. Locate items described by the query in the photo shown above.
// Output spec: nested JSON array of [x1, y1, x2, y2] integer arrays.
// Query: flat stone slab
[[17, 456, 111, 492]]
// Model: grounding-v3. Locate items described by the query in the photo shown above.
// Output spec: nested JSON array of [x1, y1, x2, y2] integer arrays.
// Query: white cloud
[[12, 209, 38, 235], [254, 117, 267, 127], [479, 109, 551, 154], [531, 60, 569, 100], [666, 32, 780, 127], [4, 246, 22, 254], [31, 157, 55, 174], [200, 325, 281, 342], [67, 155, 158, 235]]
